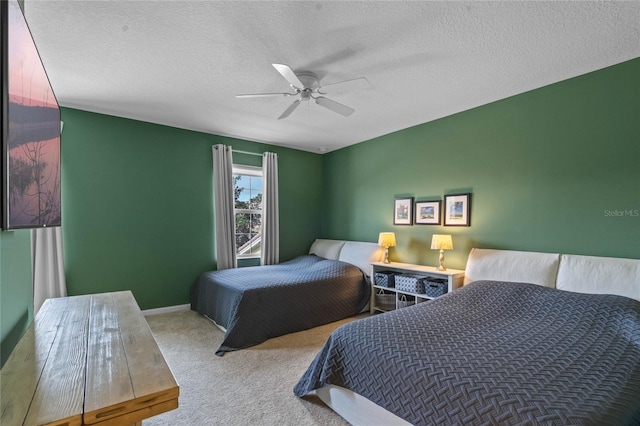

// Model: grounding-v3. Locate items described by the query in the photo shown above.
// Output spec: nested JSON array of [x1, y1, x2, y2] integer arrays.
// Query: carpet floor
[[144, 310, 363, 425]]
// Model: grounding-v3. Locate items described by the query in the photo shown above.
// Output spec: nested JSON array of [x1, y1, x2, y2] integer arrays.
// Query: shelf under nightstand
[[370, 261, 465, 314]]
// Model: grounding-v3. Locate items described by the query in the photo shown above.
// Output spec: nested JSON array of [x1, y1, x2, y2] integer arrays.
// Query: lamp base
[[383, 247, 390, 264], [437, 249, 447, 271]]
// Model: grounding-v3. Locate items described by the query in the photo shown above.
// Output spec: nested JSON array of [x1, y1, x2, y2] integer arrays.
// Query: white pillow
[[556, 254, 640, 301], [309, 239, 345, 260], [464, 248, 560, 288], [338, 241, 384, 277]]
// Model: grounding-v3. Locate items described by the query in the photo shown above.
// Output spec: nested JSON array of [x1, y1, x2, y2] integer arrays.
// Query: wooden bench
[[1, 291, 179, 425]]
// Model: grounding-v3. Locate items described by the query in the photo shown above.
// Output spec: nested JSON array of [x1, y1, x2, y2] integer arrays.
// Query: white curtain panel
[[212, 144, 236, 270], [261, 152, 279, 265], [32, 227, 67, 314]]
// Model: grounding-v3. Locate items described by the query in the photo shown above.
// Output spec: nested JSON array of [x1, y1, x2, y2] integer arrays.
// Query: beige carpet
[[145, 310, 364, 425]]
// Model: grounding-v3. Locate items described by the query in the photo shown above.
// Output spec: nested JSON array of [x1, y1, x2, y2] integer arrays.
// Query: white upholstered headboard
[[556, 254, 640, 301], [464, 248, 640, 301], [309, 239, 383, 276], [309, 239, 345, 260], [464, 248, 560, 288]]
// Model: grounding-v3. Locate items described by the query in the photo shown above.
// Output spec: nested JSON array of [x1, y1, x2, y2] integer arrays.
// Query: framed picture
[[393, 197, 413, 225], [2, 0, 61, 229], [415, 200, 441, 225], [444, 193, 471, 226]]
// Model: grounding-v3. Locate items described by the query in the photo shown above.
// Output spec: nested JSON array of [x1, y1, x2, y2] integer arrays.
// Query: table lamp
[[378, 232, 396, 264], [431, 234, 453, 271]]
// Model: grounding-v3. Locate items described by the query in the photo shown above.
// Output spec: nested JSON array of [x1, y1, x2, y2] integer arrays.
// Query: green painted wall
[[0, 230, 33, 367], [60, 108, 323, 309], [322, 58, 640, 270]]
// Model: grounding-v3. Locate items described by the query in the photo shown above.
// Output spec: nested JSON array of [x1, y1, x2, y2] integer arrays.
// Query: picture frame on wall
[[415, 200, 441, 225], [393, 197, 413, 225], [2, 0, 62, 230], [444, 193, 471, 226]]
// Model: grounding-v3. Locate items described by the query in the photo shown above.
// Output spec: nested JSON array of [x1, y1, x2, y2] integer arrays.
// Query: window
[[233, 165, 262, 258]]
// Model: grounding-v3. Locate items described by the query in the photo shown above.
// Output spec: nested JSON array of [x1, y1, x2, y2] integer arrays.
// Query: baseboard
[[142, 303, 191, 317]]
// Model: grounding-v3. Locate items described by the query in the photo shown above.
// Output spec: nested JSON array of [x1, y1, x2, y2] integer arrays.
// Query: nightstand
[[370, 262, 465, 314]]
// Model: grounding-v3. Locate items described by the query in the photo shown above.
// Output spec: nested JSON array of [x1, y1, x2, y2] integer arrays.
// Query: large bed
[[294, 248, 640, 425], [190, 239, 382, 355]]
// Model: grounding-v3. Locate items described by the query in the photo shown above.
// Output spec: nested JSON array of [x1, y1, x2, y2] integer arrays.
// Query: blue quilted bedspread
[[191, 255, 369, 356], [295, 280, 640, 425]]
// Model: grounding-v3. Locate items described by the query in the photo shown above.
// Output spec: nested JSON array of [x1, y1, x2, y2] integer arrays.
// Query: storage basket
[[374, 271, 396, 288], [375, 289, 396, 311], [395, 274, 425, 294], [397, 294, 414, 309], [423, 277, 448, 297]]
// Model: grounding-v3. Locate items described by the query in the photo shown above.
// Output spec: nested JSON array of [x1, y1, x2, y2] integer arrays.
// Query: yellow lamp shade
[[378, 232, 396, 247], [431, 234, 453, 250]]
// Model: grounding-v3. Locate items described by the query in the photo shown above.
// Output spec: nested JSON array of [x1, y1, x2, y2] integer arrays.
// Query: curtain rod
[[233, 149, 263, 157]]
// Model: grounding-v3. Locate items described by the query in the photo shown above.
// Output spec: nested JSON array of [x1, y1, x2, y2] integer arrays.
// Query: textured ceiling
[[24, 1, 640, 153]]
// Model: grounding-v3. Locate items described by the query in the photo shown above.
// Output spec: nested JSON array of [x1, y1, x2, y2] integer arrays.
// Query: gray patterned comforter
[[295, 280, 640, 425], [191, 255, 369, 356]]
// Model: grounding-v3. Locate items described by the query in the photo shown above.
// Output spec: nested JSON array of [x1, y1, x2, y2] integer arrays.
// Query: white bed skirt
[[314, 385, 411, 426]]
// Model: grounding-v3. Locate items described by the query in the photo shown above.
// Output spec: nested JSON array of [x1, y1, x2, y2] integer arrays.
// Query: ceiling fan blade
[[315, 96, 355, 117], [273, 64, 304, 89], [278, 99, 301, 120], [236, 93, 295, 98], [320, 77, 370, 93]]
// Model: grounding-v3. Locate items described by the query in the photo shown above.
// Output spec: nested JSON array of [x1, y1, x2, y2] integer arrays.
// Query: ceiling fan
[[236, 64, 370, 120]]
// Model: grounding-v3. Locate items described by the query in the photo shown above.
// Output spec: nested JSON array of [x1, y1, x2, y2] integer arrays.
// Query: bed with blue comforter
[[295, 280, 640, 425], [191, 254, 369, 356]]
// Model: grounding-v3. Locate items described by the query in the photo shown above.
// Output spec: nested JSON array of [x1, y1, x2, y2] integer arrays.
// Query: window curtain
[[261, 152, 279, 265], [31, 227, 67, 314], [212, 144, 236, 270]]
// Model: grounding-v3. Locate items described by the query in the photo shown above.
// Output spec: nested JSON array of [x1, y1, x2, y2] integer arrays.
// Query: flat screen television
[[1, 0, 61, 230]]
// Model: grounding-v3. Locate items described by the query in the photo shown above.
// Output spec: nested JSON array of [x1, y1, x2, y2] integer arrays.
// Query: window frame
[[232, 164, 263, 260]]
